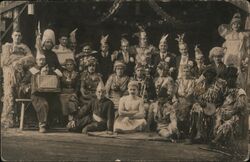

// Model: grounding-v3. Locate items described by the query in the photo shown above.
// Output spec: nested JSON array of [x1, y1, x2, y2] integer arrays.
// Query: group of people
[[0, 13, 249, 148]]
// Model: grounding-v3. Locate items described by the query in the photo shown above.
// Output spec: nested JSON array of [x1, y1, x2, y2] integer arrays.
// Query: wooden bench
[[15, 98, 32, 130]]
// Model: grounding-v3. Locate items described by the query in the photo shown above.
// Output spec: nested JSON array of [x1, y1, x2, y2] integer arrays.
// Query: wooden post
[[20, 102, 25, 130], [13, 7, 20, 31]]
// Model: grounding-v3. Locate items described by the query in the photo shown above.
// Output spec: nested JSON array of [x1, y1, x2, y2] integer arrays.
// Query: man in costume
[[111, 36, 135, 77], [67, 82, 115, 134], [153, 34, 177, 79], [1, 30, 34, 128], [96, 35, 113, 83], [20, 51, 62, 133], [53, 29, 75, 66]]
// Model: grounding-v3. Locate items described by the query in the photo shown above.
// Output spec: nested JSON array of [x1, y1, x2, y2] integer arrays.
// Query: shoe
[[81, 128, 88, 134], [39, 126, 47, 133]]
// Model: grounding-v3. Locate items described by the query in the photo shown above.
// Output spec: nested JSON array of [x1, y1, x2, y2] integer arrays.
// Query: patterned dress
[[105, 74, 129, 110], [60, 70, 79, 116]]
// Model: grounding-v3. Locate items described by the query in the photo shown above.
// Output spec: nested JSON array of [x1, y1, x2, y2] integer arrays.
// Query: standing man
[[131, 27, 157, 67], [96, 35, 113, 83], [175, 33, 191, 80], [111, 36, 135, 77], [1, 30, 34, 128], [67, 82, 115, 134], [53, 29, 75, 66], [192, 45, 207, 78], [153, 34, 177, 78]]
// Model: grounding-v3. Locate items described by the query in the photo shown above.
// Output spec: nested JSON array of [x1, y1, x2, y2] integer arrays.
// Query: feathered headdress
[[100, 34, 109, 45], [159, 34, 168, 45], [69, 28, 78, 43], [194, 44, 204, 59], [175, 33, 185, 45]]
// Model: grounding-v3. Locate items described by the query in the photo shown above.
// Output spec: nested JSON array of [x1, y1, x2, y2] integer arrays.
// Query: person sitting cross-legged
[[113, 81, 147, 133], [67, 82, 115, 133]]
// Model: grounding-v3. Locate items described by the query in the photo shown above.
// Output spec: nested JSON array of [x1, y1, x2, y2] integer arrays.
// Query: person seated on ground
[[68, 56, 103, 117], [113, 81, 147, 133], [154, 62, 175, 97], [212, 66, 247, 147], [175, 63, 195, 139], [188, 66, 227, 144], [147, 87, 178, 139], [67, 82, 115, 134], [59, 58, 79, 126], [105, 61, 130, 115], [20, 52, 62, 133]]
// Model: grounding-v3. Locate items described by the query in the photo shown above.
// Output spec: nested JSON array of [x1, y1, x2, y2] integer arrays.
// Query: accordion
[[34, 75, 61, 92]]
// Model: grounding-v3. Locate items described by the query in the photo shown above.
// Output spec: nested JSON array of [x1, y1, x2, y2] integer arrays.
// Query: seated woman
[[68, 56, 103, 118], [147, 87, 178, 139], [105, 61, 130, 113], [114, 81, 147, 133], [67, 82, 115, 133], [212, 66, 247, 147], [59, 59, 79, 125]]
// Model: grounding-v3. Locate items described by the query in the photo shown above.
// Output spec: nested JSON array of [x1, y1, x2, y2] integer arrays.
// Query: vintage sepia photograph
[[0, 0, 250, 161]]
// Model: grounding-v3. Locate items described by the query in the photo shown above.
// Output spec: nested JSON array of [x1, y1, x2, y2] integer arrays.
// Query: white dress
[[114, 96, 147, 132]]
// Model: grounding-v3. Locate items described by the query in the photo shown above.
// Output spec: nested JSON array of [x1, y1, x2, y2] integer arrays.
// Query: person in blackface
[[212, 66, 247, 147], [111, 36, 135, 77], [1, 30, 34, 128], [67, 82, 115, 134], [96, 34, 113, 84], [114, 81, 147, 133], [153, 34, 177, 79], [188, 66, 227, 144]]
